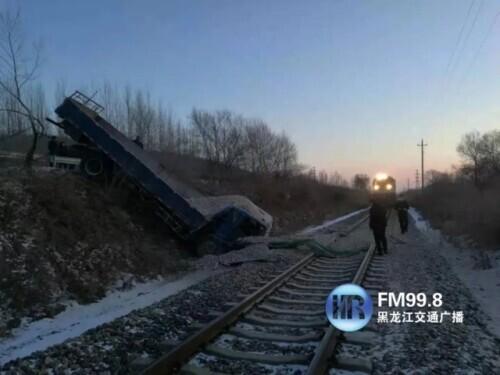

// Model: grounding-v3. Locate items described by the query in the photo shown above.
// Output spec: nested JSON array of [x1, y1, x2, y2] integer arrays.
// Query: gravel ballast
[[0, 250, 303, 374], [370, 215, 500, 374]]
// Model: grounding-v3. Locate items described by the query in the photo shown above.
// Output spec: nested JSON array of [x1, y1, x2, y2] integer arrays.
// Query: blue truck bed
[[53, 92, 272, 248]]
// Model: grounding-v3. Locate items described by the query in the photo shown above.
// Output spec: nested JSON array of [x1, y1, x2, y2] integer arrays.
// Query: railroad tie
[[204, 344, 311, 365], [243, 313, 327, 328], [229, 326, 323, 342]]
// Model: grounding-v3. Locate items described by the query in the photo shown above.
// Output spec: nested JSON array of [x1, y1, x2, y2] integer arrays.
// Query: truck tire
[[81, 156, 104, 177]]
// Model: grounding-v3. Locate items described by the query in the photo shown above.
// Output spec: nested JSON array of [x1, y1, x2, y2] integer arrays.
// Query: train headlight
[[375, 173, 388, 181], [386, 184, 393, 190], [374, 184, 380, 191]]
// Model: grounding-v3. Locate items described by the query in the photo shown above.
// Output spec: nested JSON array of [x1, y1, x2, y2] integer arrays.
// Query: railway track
[[140, 214, 386, 375]]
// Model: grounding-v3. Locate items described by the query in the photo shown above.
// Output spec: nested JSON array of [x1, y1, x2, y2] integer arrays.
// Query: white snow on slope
[[409, 207, 500, 338], [300, 207, 369, 235], [0, 269, 217, 365]]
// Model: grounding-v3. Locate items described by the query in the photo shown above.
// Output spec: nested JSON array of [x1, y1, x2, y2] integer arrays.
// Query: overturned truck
[[51, 91, 272, 253]]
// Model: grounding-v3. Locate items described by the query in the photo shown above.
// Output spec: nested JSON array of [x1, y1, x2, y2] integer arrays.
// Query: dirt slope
[[0, 169, 185, 336]]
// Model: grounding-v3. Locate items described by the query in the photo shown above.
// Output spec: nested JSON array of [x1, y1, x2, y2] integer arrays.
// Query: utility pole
[[407, 178, 410, 191], [417, 139, 428, 191], [415, 169, 420, 190]]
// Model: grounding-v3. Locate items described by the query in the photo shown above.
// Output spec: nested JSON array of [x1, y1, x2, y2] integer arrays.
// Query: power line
[[445, 0, 476, 76], [459, 10, 500, 85], [448, 0, 485, 86]]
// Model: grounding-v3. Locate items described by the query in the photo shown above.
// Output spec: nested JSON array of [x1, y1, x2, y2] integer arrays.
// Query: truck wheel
[[81, 157, 104, 177]]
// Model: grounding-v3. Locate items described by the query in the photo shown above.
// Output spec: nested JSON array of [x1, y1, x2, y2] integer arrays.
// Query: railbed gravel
[[370, 219, 500, 374], [0, 250, 303, 375], [191, 352, 308, 375]]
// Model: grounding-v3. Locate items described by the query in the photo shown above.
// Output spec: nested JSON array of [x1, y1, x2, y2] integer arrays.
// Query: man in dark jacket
[[395, 199, 410, 234], [369, 200, 388, 255], [48, 136, 58, 167]]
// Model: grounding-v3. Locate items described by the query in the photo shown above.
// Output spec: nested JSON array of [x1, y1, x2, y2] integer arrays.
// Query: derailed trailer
[[51, 91, 272, 252]]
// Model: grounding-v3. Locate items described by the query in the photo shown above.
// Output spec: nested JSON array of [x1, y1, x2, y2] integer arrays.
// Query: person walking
[[369, 200, 388, 255], [395, 198, 410, 234]]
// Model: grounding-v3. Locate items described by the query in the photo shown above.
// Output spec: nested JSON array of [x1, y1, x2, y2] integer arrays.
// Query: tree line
[[65, 83, 300, 176], [422, 130, 500, 190]]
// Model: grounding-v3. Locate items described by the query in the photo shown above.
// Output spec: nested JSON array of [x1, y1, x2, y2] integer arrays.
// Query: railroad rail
[[141, 213, 382, 375]]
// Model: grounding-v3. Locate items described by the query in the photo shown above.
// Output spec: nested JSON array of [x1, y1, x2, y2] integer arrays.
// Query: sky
[[7, 0, 500, 188]]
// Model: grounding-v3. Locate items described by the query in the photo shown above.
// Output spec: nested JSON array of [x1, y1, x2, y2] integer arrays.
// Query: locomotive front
[[371, 173, 396, 206]]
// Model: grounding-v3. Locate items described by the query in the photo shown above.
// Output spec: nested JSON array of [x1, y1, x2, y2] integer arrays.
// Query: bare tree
[[457, 131, 484, 187], [318, 170, 329, 184], [0, 9, 44, 167], [480, 130, 500, 175], [329, 171, 348, 187], [424, 169, 452, 186], [352, 173, 370, 190]]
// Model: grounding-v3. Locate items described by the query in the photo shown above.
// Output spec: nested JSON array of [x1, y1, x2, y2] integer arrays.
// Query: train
[[370, 173, 396, 206]]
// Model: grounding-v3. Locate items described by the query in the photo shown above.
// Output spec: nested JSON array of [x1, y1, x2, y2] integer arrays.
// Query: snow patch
[[0, 269, 217, 365]]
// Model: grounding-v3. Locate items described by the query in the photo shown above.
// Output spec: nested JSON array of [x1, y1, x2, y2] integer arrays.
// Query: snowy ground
[[0, 270, 217, 366], [409, 208, 500, 338]]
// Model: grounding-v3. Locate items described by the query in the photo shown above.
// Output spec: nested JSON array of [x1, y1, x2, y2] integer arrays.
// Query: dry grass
[[411, 179, 500, 247]]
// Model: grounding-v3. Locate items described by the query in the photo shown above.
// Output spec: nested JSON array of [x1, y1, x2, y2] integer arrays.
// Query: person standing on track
[[369, 199, 388, 255], [395, 198, 410, 234]]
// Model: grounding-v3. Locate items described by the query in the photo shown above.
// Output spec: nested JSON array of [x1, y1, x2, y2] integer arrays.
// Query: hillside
[[0, 146, 367, 336]]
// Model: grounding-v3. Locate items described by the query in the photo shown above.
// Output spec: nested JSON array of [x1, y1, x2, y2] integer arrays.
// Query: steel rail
[[306, 242, 375, 375], [306, 210, 390, 374], [142, 253, 315, 374], [142, 212, 371, 375]]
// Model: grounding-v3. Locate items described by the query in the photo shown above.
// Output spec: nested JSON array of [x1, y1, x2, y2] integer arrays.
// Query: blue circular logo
[[325, 283, 373, 332]]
